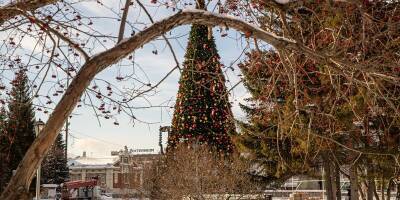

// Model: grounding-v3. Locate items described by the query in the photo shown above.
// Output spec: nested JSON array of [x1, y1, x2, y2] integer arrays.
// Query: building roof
[[42, 184, 58, 188], [68, 155, 119, 168]]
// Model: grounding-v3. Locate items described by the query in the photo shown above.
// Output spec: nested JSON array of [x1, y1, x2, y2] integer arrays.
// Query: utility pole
[[159, 130, 162, 154], [34, 119, 45, 200], [65, 76, 69, 160], [65, 118, 68, 160]]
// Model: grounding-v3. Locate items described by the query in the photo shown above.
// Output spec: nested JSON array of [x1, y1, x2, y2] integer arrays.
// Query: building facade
[[68, 151, 118, 192], [111, 146, 159, 194], [68, 147, 159, 195]]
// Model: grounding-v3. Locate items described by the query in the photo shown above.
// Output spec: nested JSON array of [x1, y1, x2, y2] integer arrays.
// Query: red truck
[[61, 177, 100, 200]]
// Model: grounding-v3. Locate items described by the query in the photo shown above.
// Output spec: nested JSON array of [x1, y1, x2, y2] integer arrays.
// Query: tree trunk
[[323, 156, 336, 200], [367, 167, 375, 200], [367, 180, 374, 200], [374, 186, 380, 200], [386, 179, 393, 200], [381, 177, 384, 200], [324, 162, 333, 200], [359, 183, 366, 200], [350, 165, 359, 200], [335, 163, 342, 200], [331, 164, 338, 200]]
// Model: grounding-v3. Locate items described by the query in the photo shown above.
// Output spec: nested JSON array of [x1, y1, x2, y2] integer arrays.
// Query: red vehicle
[[61, 177, 99, 200]]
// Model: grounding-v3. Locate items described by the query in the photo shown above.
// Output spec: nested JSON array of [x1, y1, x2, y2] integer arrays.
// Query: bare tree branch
[[127, 65, 178, 102], [117, 0, 131, 43], [16, 9, 90, 60], [1, 9, 393, 199], [136, 0, 181, 71], [0, 0, 57, 25]]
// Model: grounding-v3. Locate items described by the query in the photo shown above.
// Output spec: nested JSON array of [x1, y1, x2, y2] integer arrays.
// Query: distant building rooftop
[[68, 151, 118, 168]]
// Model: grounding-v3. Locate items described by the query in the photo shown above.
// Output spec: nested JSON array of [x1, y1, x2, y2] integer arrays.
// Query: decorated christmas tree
[[41, 134, 69, 184], [167, 1, 235, 153]]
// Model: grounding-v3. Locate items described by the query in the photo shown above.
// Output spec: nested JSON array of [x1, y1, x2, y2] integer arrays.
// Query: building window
[[124, 174, 128, 184]]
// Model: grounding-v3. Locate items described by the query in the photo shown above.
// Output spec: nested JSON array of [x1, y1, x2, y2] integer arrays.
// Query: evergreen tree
[[234, 2, 399, 198], [41, 133, 69, 184], [236, 50, 321, 186], [0, 106, 9, 192], [167, 1, 235, 153], [3, 70, 36, 191]]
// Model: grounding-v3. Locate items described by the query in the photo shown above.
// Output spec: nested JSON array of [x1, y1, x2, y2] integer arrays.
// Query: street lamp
[[34, 119, 45, 200], [159, 126, 170, 154], [34, 119, 45, 136]]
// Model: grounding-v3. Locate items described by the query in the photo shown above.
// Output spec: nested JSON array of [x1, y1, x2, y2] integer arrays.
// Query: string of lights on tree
[[167, 1, 235, 153]]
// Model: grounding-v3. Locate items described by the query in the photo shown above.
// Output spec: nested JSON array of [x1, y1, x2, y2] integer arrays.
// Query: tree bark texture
[[0, 0, 57, 25], [367, 167, 375, 200], [335, 163, 342, 200], [386, 179, 393, 200], [350, 165, 359, 200], [323, 156, 336, 200]]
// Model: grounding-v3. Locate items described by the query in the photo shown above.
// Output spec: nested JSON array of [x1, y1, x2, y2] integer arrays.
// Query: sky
[[1, 0, 261, 158]]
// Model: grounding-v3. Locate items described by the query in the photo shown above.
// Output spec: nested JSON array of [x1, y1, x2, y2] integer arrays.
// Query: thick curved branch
[[0, 9, 384, 200], [0, 0, 57, 25]]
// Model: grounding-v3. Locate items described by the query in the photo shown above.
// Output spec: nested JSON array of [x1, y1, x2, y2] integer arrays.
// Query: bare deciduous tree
[[0, 1, 398, 199], [144, 144, 261, 200], [0, 7, 324, 199]]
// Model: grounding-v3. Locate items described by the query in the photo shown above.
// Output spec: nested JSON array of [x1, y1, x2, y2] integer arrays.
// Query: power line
[[69, 129, 125, 148]]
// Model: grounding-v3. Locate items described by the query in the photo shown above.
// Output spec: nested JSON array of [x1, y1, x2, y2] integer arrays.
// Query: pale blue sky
[[64, 1, 253, 157], [65, 26, 250, 157], [0, 0, 267, 157]]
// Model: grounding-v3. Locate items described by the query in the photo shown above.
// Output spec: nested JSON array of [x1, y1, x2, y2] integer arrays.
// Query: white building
[[68, 151, 119, 192], [68, 148, 159, 196]]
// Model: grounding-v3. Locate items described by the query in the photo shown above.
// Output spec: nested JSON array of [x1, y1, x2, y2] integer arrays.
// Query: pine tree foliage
[[0, 107, 9, 191], [233, 0, 400, 188], [236, 50, 321, 185], [41, 133, 69, 184], [167, 2, 235, 153], [0, 70, 36, 192]]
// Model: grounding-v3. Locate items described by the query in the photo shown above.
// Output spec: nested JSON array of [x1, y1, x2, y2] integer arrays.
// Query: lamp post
[[159, 126, 170, 154], [34, 119, 45, 200]]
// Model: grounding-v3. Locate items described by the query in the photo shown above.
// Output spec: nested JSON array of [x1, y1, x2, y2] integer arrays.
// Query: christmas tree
[[1, 70, 36, 192], [167, 1, 235, 153], [41, 133, 69, 184]]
